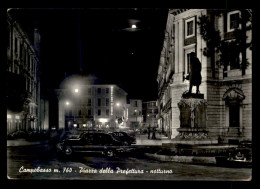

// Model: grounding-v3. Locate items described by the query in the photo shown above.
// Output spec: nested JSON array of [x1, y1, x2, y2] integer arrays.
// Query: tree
[[197, 10, 252, 76]]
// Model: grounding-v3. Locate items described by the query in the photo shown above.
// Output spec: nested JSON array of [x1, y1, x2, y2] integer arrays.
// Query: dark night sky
[[8, 8, 169, 101]]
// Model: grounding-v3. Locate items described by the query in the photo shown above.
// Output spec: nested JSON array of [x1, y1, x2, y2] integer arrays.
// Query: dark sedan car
[[109, 132, 136, 146], [57, 132, 126, 157]]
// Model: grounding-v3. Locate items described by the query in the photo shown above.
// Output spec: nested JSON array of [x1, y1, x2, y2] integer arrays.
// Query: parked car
[[215, 141, 252, 167], [57, 132, 127, 157], [108, 131, 136, 146]]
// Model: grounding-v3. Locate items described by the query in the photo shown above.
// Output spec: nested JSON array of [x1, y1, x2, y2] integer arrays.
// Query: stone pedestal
[[176, 93, 211, 142]]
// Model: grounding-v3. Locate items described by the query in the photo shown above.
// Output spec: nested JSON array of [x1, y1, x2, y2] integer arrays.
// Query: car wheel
[[106, 150, 115, 157], [64, 147, 73, 156]]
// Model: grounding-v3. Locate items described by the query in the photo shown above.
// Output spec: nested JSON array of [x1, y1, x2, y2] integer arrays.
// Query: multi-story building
[[7, 13, 41, 134], [142, 101, 158, 128], [126, 99, 143, 130], [56, 75, 128, 132], [157, 9, 252, 144]]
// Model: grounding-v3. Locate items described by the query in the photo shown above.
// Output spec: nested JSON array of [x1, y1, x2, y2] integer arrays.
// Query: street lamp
[[134, 109, 138, 133], [74, 88, 79, 93]]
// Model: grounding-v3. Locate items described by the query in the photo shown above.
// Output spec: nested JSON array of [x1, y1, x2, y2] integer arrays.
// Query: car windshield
[[238, 141, 252, 148], [113, 132, 126, 137]]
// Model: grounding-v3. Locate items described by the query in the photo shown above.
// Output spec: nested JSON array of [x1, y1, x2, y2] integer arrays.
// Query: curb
[[145, 153, 216, 164]]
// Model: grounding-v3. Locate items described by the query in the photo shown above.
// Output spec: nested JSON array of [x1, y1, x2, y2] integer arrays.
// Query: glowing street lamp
[[131, 24, 137, 29], [116, 103, 120, 107], [74, 88, 79, 93], [65, 101, 70, 106]]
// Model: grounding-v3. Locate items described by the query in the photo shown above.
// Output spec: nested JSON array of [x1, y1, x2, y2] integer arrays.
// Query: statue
[[185, 52, 202, 94]]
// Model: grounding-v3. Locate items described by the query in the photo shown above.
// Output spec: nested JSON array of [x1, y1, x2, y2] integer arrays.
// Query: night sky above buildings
[[8, 8, 169, 101]]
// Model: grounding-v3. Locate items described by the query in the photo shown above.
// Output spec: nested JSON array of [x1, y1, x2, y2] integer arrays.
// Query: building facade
[[157, 9, 252, 144], [7, 13, 41, 134], [126, 99, 143, 130], [142, 101, 158, 128], [56, 75, 128, 132]]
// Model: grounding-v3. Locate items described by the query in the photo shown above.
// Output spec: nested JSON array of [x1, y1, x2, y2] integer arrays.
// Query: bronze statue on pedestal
[[185, 52, 202, 94]]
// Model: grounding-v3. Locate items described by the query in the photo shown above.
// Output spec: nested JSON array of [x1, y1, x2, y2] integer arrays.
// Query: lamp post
[[134, 109, 137, 133]]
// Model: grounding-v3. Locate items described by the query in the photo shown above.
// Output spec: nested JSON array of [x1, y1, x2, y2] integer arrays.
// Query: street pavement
[[7, 143, 252, 180], [7, 133, 170, 147]]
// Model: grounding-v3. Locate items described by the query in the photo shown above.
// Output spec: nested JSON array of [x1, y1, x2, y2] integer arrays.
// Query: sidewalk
[[134, 133, 172, 146], [7, 139, 49, 147], [144, 153, 217, 165]]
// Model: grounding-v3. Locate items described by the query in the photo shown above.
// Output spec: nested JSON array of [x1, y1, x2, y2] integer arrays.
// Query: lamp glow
[[131, 24, 137, 29], [99, 118, 108, 123]]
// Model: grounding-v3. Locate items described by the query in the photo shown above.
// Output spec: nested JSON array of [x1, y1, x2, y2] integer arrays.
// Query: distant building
[[126, 99, 143, 130], [142, 101, 158, 128], [56, 75, 128, 132], [157, 9, 252, 144], [7, 13, 41, 134]]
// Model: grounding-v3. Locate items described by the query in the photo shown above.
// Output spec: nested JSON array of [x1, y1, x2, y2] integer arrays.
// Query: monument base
[[175, 93, 214, 145], [169, 138, 218, 145]]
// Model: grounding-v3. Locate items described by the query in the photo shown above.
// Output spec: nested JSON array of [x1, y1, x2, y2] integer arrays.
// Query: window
[[106, 88, 109, 94], [88, 88, 91, 95], [184, 49, 195, 77], [134, 101, 138, 107], [106, 98, 109, 106], [14, 37, 18, 53], [98, 98, 101, 106], [227, 11, 241, 32], [223, 88, 245, 128], [229, 104, 240, 127], [78, 109, 82, 116], [88, 109, 91, 116], [19, 43, 23, 59], [88, 98, 91, 106], [106, 109, 109, 116], [98, 109, 101, 116], [97, 88, 101, 94], [185, 17, 195, 38]]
